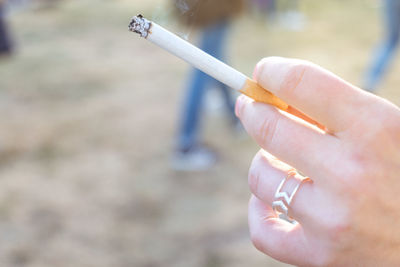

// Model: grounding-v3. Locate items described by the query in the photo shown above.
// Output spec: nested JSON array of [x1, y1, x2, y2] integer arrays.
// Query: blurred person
[[171, 0, 245, 171], [0, 0, 13, 56], [236, 57, 400, 266], [251, 0, 305, 31], [364, 0, 400, 92], [251, 0, 277, 21], [32, 0, 62, 10], [277, 0, 305, 31]]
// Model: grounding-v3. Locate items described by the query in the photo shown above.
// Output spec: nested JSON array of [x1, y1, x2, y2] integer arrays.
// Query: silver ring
[[272, 170, 311, 223]]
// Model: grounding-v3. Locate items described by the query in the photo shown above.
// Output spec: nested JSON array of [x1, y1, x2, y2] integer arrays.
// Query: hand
[[235, 57, 400, 266]]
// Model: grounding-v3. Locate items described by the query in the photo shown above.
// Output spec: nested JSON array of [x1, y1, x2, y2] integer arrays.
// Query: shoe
[[171, 145, 217, 171]]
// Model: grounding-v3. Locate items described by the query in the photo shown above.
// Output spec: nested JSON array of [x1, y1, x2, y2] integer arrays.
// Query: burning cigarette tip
[[129, 14, 151, 38]]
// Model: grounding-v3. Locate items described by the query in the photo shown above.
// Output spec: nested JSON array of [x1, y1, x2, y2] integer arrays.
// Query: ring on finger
[[272, 170, 312, 223]]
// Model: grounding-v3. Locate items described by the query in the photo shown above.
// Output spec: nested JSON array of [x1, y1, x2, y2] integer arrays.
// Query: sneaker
[[171, 145, 217, 171]]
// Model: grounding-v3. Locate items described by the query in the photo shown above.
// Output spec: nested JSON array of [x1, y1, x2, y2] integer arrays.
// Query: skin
[[235, 57, 400, 266]]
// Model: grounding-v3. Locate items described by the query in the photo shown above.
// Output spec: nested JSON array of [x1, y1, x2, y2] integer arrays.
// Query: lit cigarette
[[129, 15, 288, 110]]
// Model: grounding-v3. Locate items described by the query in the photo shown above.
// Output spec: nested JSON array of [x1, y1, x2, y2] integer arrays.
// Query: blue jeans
[[0, 4, 12, 53], [364, 0, 400, 91], [177, 21, 236, 151]]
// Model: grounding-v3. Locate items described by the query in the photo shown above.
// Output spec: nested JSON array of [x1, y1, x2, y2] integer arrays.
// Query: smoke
[[151, 0, 201, 41], [174, 0, 190, 14], [174, 0, 202, 40]]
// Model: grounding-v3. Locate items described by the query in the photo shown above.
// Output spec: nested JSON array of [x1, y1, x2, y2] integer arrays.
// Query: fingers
[[236, 94, 339, 179], [248, 150, 315, 221], [248, 195, 311, 266], [286, 106, 326, 131], [254, 57, 370, 133]]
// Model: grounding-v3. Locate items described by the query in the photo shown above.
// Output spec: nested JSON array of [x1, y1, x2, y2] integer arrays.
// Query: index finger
[[255, 57, 371, 133]]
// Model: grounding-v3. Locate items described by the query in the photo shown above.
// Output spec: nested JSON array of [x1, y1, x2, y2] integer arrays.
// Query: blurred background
[[0, 0, 399, 266]]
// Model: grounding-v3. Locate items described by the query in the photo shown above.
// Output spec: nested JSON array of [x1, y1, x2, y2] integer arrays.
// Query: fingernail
[[235, 95, 245, 117], [253, 62, 260, 81]]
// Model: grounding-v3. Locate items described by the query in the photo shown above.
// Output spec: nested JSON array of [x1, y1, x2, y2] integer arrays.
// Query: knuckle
[[256, 56, 284, 82], [250, 230, 265, 253], [254, 111, 281, 150], [345, 160, 369, 185], [337, 161, 365, 188], [256, 57, 274, 75], [334, 149, 375, 192], [256, 57, 313, 99], [327, 219, 352, 242], [236, 96, 247, 119], [279, 61, 310, 97], [249, 221, 275, 255], [319, 211, 352, 244], [353, 108, 400, 146], [248, 152, 263, 194], [324, 149, 368, 191]]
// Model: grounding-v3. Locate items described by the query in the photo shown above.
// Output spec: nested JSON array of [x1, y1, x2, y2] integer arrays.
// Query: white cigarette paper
[[129, 15, 288, 110]]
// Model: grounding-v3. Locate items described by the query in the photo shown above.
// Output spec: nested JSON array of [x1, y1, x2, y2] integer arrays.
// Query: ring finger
[[249, 149, 320, 223]]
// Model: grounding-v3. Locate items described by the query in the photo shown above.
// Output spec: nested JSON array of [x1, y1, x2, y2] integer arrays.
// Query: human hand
[[235, 57, 400, 266]]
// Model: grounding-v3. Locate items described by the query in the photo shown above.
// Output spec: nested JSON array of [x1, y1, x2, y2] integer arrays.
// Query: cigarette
[[129, 15, 288, 111]]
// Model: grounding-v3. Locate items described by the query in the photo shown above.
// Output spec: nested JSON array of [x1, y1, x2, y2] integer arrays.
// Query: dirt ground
[[0, 0, 399, 266]]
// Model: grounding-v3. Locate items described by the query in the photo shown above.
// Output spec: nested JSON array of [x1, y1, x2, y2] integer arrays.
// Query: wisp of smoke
[[151, 0, 201, 41], [174, 0, 190, 14]]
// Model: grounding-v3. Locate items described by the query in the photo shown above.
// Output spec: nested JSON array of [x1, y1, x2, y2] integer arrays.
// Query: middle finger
[[236, 94, 340, 181]]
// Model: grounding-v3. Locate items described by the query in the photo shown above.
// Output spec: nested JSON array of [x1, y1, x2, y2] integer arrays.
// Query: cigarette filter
[[129, 15, 288, 110]]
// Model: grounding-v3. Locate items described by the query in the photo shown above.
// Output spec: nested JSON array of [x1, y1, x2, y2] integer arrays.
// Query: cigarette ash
[[129, 15, 151, 38]]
